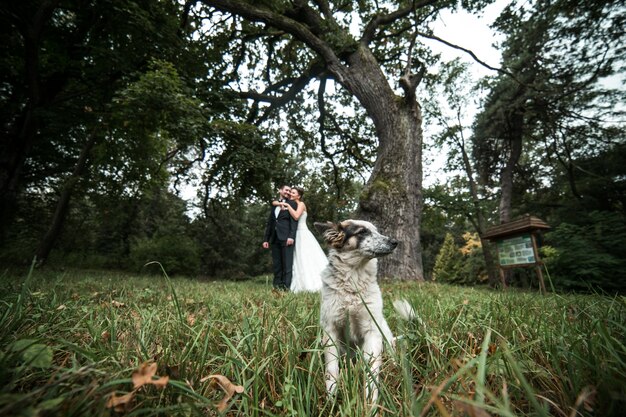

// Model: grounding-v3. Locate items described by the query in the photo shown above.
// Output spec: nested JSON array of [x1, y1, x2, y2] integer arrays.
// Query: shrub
[[544, 211, 626, 293], [433, 232, 488, 285], [432, 233, 461, 282], [129, 234, 200, 276]]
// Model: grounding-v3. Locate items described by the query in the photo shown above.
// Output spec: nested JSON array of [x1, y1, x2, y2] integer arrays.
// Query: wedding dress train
[[291, 212, 327, 292]]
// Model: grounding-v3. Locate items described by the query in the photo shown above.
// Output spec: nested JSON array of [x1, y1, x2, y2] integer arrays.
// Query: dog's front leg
[[322, 331, 340, 395], [362, 332, 384, 406]]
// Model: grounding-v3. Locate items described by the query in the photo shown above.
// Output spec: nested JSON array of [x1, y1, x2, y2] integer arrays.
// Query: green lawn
[[0, 267, 624, 416]]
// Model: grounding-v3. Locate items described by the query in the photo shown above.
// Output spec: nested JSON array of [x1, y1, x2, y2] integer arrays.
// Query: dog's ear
[[314, 221, 333, 235], [314, 221, 345, 248]]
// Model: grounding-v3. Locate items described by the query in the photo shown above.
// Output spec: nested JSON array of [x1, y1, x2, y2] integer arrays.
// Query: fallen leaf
[[202, 374, 245, 412], [454, 400, 492, 417], [56, 304, 67, 310], [132, 362, 169, 389], [186, 313, 196, 326], [106, 391, 135, 412], [571, 385, 596, 415], [101, 330, 111, 342], [150, 375, 170, 388], [111, 300, 125, 308], [165, 364, 180, 379]]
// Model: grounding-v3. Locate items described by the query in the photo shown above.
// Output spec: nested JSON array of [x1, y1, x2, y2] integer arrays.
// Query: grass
[[0, 266, 624, 416]]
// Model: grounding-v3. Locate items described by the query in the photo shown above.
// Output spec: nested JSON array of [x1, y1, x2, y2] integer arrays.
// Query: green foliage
[[433, 232, 488, 285], [544, 211, 626, 293], [0, 270, 624, 416], [130, 235, 200, 276], [8, 339, 53, 369], [433, 233, 461, 282], [191, 201, 271, 280]]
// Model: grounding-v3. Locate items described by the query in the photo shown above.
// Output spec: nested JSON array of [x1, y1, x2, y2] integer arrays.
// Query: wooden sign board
[[496, 234, 536, 267], [483, 215, 551, 293]]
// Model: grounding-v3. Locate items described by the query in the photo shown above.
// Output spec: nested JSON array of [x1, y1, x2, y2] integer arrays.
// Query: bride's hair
[[292, 186, 305, 199]]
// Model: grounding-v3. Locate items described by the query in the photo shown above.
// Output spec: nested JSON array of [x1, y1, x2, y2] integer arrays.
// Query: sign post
[[483, 215, 550, 293]]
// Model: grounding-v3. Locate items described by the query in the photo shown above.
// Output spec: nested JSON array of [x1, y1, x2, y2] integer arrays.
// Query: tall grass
[[0, 268, 623, 416]]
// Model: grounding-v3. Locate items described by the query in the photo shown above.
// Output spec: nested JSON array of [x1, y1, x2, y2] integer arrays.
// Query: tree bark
[[497, 112, 523, 286], [500, 129, 522, 224], [0, 0, 61, 241], [454, 126, 498, 285], [35, 129, 98, 264], [355, 100, 424, 280], [339, 47, 423, 280]]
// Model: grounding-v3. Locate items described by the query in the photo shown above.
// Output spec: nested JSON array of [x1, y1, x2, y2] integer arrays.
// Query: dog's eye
[[355, 228, 368, 235]]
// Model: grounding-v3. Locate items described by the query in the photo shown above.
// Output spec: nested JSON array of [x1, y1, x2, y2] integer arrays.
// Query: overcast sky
[[422, 1, 507, 186], [428, 2, 506, 79]]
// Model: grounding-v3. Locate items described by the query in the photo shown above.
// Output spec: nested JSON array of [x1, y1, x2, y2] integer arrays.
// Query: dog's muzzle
[[372, 238, 398, 256]]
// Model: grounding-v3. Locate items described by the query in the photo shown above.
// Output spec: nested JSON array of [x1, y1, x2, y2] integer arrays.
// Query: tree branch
[[312, 0, 334, 21], [201, 0, 342, 67], [417, 31, 522, 83], [238, 62, 325, 124], [361, 0, 439, 44]]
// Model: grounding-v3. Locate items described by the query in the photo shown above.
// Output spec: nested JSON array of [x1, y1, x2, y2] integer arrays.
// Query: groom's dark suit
[[263, 199, 298, 290]]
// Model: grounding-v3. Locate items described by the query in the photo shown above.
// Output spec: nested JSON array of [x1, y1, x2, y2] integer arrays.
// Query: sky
[[421, 1, 507, 187], [428, 2, 506, 79]]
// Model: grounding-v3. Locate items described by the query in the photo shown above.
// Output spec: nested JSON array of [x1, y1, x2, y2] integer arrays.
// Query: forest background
[[1, 0, 624, 293]]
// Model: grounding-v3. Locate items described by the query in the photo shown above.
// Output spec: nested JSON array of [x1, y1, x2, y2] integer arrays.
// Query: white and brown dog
[[314, 220, 414, 406]]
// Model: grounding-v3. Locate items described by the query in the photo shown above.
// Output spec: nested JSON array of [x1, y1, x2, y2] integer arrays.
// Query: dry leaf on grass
[[570, 385, 596, 416], [101, 330, 111, 342], [201, 374, 245, 412], [454, 400, 492, 417], [132, 362, 169, 389], [106, 362, 169, 412], [106, 391, 135, 412]]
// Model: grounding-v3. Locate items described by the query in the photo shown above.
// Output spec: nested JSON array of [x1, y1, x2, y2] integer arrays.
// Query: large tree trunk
[[0, 108, 38, 242], [456, 130, 498, 285], [498, 113, 523, 286], [499, 108, 524, 224], [336, 46, 424, 280], [357, 105, 423, 280], [0, 1, 60, 242], [35, 129, 97, 264]]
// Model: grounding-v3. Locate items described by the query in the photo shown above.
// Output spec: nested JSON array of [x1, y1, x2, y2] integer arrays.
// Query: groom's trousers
[[271, 240, 294, 290]]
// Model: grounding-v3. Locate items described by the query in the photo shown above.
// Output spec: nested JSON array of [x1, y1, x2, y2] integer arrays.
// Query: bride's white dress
[[291, 212, 327, 292]]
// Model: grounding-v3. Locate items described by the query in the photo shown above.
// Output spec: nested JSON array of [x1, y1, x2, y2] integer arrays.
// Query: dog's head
[[314, 220, 398, 258]]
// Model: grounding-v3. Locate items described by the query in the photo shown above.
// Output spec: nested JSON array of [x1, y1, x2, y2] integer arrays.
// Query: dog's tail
[[393, 299, 416, 321]]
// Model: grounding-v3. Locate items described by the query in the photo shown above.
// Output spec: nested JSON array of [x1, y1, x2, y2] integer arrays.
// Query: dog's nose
[[389, 238, 398, 248]]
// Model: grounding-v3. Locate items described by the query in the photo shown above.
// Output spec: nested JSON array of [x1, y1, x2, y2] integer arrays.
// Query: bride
[[274, 186, 327, 292]]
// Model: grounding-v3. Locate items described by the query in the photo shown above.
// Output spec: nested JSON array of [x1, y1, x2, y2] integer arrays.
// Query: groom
[[262, 184, 298, 291]]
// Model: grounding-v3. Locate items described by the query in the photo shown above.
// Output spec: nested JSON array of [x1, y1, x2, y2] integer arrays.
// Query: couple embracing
[[262, 184, 327, 292]]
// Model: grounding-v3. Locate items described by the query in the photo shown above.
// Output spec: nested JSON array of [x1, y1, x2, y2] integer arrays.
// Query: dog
[[314, 219, 414, 406]]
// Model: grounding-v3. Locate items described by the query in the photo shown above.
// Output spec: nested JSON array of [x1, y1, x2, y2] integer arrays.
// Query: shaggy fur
[[314, 219, 412, 406]]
